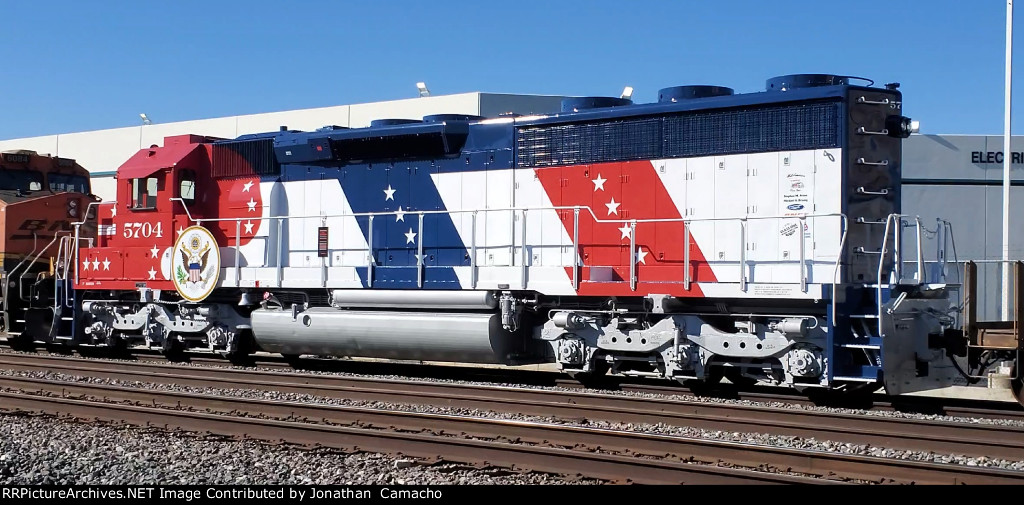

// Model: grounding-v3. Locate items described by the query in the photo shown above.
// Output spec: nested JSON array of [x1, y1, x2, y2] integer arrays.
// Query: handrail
[[876, 214, 898, 326], [7, 231, 41, 295], [14, 231, 70, 302], [170, 197, 850, 293]]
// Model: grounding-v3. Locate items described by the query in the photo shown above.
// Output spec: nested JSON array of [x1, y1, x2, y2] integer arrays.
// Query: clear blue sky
[[0, 0, 1020, 139]]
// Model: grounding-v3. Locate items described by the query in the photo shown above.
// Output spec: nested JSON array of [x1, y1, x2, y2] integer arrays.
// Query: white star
[[82, 258, 90, 271], [415, 254, 426, 265], [148, 267, 157, 280], [384, 184, 396, 201], [91, 258, 100, 270], [592, 173, 607, 192], [110, 205, 116, 217], [618, 225, 632, 240], [395, 206, 406, 222], [102, 257, 110, 271], [605, 198, 620, 216], [177, 225, 184, 236], [244, 220, 254, 234], [242, 180, 254, 193], [404, 228, 417, 244], [150, 245, 160, 258], [636, 247, 649, 265], [247, 198, 257, 212]]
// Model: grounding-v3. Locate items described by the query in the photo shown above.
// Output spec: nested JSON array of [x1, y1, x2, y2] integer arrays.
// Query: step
[[832, 376, 880, 382]]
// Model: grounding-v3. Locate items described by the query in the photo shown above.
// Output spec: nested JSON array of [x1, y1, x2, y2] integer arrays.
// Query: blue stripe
[[282, 164, 467, 289]]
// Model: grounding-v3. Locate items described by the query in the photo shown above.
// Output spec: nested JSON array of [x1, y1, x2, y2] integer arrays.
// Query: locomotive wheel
[[1011, 363, 1024, 408], [162, 337, 187, 362], [702, 365, 724, 385], [724, 367, 757, 387], [104, 334, 129, 358], [222, 331, 255, 366], [567, 359, 610, 386], [7, 332, 35, 352]]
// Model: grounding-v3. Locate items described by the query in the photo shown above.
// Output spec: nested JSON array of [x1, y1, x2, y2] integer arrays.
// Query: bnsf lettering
[[12, 219, 72, 240], [18, 219, 47, 231], [122, 221, 163, 239]]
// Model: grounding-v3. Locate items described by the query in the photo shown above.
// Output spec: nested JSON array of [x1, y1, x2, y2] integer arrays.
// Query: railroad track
[[5, 375, 1024, 484], [0, 379, 820, 485], [2, 353, 1024, 481], [5, 344, 1022, 422]]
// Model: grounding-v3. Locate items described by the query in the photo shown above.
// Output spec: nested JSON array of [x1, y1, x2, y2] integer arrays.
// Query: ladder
[[831, 214, 954, 383], [48, 235, 76, 341]]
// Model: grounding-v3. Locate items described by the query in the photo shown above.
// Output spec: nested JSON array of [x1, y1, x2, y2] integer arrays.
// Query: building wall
[[902, 134, 1024, 320]]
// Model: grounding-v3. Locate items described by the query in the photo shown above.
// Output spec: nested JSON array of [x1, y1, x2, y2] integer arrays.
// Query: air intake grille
[[516, 118, 661, 168], [211, 139, 280, 178], [664, 102, 839, 157], [516, 101, 840, 167]]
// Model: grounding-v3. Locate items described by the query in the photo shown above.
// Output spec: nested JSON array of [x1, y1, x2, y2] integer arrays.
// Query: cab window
[[131, 177, 159, 210], [0, 169, 43, 193], [48, 173, 90, 194], [179, 169, 196, 205]]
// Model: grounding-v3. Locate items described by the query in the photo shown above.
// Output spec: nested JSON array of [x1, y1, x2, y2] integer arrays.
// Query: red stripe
[[535, 160, 717, 297]]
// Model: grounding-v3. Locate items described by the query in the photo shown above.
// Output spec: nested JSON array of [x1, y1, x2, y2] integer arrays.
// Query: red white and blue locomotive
[[12, 74, 972, 396]]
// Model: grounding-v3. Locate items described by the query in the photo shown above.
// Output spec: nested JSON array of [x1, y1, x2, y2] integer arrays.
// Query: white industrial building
[[0, 92, 565, 201]]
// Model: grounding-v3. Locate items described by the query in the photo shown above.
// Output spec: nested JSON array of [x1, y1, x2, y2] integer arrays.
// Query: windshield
[[0, 169, 43, 193], [48, 173, 90, 193]]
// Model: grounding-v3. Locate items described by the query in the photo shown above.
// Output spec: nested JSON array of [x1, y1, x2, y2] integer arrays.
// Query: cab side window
[[131, 177, 159, 210], [179, 169, 196, 205]]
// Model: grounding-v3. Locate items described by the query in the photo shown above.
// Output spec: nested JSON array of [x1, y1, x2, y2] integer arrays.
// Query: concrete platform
[[901, 384, 1019, 403]]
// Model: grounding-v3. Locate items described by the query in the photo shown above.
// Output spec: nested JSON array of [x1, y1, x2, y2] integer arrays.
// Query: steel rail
[[0, 389, 823, 485], [2, 354, 1024, 462], [6, 348, 1024, 423], [7, 378, 1024, 484]]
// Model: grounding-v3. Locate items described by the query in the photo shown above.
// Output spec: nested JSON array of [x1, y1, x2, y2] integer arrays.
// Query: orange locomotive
[[0, 150, 97, 346]]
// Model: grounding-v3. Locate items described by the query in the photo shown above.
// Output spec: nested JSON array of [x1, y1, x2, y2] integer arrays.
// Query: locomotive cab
[[1, 150, 97, 346], [74, 135, 258, 355]]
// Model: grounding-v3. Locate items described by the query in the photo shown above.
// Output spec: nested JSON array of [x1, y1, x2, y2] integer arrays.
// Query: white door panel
[[746, 152, 780, 271], [685, 157, 717, 279], [486, 168, 513, 266], [814, 149, 843, 263], [714, 154, 746, 263]]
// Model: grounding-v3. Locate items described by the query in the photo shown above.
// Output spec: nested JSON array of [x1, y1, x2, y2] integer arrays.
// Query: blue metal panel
[[516, 84, 858, 127], [658, 85, 734, 102], [462, 123, 515, 154], [560, 96, 633, 112], [278, 159, 468, 289]]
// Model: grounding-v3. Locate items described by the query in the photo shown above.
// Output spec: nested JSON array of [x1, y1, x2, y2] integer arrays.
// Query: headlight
[[67, 199, 79, 218], [886, 115, 919, 138]]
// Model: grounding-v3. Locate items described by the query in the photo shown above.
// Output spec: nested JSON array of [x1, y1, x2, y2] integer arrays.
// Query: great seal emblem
[[171, 225, 220, 302]]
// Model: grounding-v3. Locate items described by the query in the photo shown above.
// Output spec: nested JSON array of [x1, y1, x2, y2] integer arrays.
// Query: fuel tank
[[251, 307, 535, 364]]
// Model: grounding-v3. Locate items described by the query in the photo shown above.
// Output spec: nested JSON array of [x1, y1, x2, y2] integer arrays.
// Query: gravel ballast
[[2, 367, 1024, 473], [0, 413, 602, 485]]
